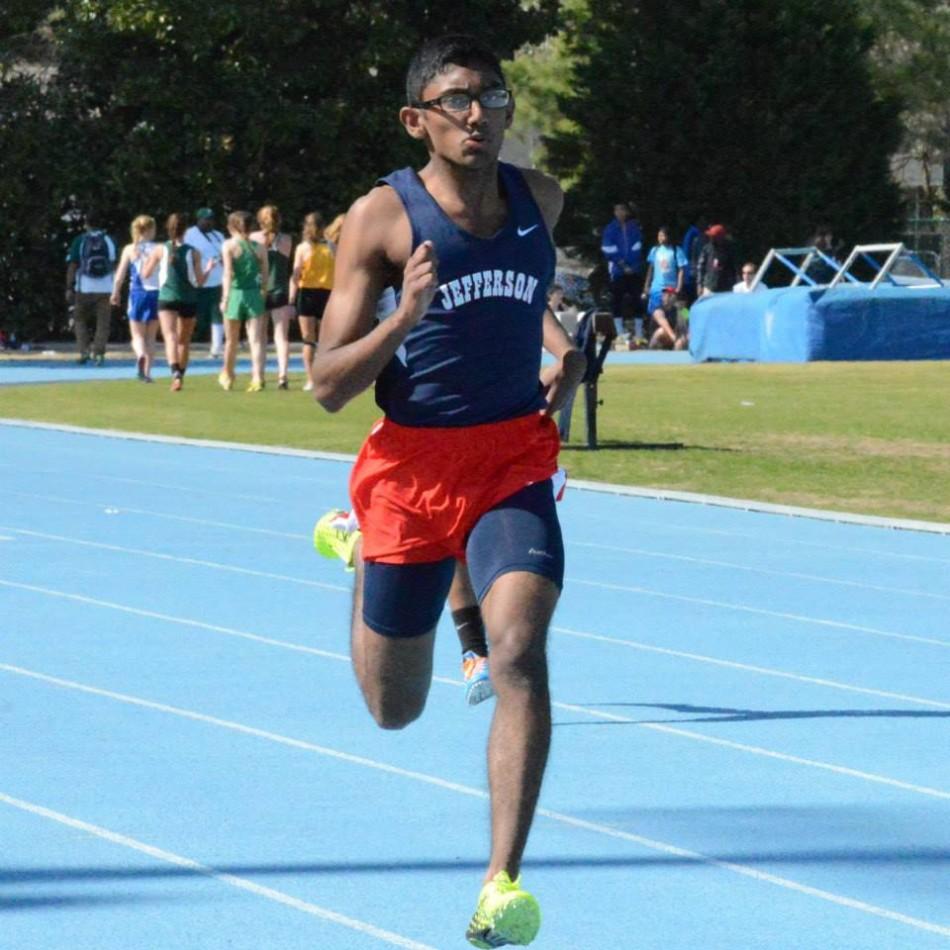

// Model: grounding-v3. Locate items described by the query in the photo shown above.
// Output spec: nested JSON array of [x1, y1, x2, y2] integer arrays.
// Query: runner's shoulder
[[515, 167, 563, 231], [343, 185, 409, 264]]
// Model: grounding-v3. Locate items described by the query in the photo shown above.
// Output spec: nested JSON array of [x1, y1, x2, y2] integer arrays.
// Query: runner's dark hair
[[406, 35, 506, 105]]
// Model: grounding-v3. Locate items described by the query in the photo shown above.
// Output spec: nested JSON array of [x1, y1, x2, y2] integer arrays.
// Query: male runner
[[312, 35, 585, 947]]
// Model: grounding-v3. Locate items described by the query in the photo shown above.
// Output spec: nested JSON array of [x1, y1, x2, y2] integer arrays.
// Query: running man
[[311, 35, 585, 947]]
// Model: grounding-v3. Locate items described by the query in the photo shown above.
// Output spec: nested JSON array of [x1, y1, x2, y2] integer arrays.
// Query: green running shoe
[[313, 509, 360, 572], [466, 871, 540, 947]]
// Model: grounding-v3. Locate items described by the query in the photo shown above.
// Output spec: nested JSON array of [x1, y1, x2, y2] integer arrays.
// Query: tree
[[1, 0, 557, 341], [859, 0, 950, 213], [545, 0, 903, 264]]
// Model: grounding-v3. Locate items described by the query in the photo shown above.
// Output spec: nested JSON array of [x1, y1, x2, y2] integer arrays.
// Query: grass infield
[[1, 360, 947, 523]]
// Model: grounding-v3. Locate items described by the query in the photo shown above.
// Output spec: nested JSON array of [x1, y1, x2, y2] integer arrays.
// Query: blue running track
[[0, 420, 947, 949]]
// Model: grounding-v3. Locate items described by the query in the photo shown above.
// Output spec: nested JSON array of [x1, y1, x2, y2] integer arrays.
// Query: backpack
[[79, 231, 111, 279]]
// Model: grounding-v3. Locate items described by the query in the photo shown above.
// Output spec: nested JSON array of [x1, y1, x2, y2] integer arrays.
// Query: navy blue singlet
[[375, 162, 556, 427]]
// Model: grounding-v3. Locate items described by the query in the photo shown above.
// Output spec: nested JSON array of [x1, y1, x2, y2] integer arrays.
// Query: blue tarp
[[689, 284, 950, 362]]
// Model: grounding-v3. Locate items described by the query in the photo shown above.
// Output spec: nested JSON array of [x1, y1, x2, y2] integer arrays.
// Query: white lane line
[[2, 662, 948, 940], [0, 580, 350, 661], [553, 701, 950, 801], [568, 577, 949, 649], [532, 806, 950, 939], [3, 522, 942, 652], [553, 625, 950, 710], [1, 527, 348, 594], [5, 417, 948, 537], [0, 465, 339, 499], [3, 577, 947, 798], [9, 522, 943, 611], [572, 541, 950, 602], [572, 513, 950, 564], [0, 792, 437, 950], [0, 489, 307, 540], [4, 576, 945, 712]]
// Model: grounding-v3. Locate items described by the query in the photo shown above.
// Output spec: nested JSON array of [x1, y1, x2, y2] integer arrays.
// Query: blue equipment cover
[[689, 284, 950, 362]]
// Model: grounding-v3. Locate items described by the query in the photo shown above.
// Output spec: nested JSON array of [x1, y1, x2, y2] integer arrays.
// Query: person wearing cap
[[642, 226, 687, 327], [696, 223, 737, 297], [600, 201, 644, 340], [184, 208, 226, 358]]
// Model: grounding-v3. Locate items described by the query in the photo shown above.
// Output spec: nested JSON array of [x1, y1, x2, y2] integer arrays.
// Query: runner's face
[[403, 64, 511, 167]]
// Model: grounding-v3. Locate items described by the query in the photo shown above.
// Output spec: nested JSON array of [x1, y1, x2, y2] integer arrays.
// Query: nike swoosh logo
[[517, 225, 540, 237]]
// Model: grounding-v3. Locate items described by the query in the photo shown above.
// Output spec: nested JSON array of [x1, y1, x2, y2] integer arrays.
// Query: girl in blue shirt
[[643, 226, 687, 316]]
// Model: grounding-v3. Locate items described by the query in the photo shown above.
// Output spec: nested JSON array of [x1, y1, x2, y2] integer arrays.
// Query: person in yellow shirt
[[290, 211, 336, 392]]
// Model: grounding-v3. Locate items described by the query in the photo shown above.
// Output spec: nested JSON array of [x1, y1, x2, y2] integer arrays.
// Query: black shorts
[[362, 480, 564, 637], [296, 288, 330, 319], [266, 290, 291, 310], [159, 300, 197, 318]]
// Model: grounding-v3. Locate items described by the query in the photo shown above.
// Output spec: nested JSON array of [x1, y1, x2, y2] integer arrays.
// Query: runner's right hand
[[400, 241, 439, 326]]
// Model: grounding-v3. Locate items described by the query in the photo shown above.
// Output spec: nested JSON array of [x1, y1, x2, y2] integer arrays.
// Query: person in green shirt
[[141, 212, 215, 391], [219, 210, 269, 392]]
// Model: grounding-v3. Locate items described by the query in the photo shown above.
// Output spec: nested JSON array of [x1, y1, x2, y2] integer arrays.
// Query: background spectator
[[65, 208, 117, 365], [548, 283, 580, 339], [111, 214, 160, 381], [643, 226, 687, 322], [647, 286, 688, 350], [184, 208, 226, 357], [733, 262, 767, 293], [805, 223, 842, 284], [696, 223, 738, 297], [681, 216, 707, 304], [600, 201, 644, 339]]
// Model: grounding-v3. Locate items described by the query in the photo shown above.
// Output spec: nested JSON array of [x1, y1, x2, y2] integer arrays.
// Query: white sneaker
[[303, 380, 314, 392]]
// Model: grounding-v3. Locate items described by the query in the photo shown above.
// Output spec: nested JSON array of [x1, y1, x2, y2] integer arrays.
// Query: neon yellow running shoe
[[313, 509, 360, 572], [466, 871, 540, 947]]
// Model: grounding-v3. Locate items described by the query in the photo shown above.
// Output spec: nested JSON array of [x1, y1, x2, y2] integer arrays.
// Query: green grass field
[[1, 360, 948, 523]]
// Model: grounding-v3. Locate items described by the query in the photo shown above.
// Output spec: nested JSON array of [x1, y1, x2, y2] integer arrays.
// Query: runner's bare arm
[[257, 243, 269, 295], [313, 189, 438, 412], [541, 308, 586, 415], [520, 169, 587, 413], [110, 246, 133, 305], [289, 243, 306, 303], [220, 241, 233, 311], [139, 244, 163, 280]]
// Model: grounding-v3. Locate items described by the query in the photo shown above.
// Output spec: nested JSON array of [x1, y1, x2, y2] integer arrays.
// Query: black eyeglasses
[[412, 88, 511, 113]]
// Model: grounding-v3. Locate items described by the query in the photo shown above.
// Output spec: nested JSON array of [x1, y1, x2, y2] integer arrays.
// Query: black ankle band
[[452, 605, 487, 657]]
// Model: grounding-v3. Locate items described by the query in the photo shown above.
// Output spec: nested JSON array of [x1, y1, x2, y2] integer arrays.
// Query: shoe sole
[[465, 677, 495, 706]]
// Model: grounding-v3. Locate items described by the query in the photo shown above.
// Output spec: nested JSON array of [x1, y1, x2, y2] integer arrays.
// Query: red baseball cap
[[705, 224, 726, 237]]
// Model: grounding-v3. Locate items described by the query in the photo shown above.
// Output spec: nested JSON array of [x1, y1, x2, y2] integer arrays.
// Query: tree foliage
[[859, 0, 950, 211], [543, 0, 903, 261], [1, 0, 556, 340]]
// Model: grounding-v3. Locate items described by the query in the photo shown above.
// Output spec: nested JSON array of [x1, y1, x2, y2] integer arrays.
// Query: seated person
[[648, 287, 689, 351], [548, 284, 580, 338]]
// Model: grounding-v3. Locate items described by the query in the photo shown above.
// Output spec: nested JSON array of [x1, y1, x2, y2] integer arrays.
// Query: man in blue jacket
[[600, 201, 644, 342]]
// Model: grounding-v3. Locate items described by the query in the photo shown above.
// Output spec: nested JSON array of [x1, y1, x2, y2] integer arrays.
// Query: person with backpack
[[64, 209, 118, 365]]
